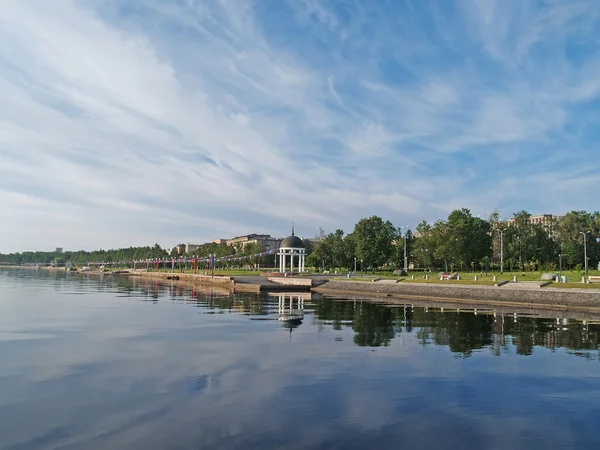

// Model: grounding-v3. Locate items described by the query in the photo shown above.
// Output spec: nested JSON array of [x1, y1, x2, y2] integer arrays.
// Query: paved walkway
[[232, 276, 279, 286], [499, 281, 549, 289]]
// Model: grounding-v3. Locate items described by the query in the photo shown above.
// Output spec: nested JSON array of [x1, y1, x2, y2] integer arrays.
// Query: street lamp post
[[404, 232, 408, 274], [499, 228, 505, 274], [401, 225, 409, 274], [559, 242, 563, 283], [354, 257, 357, 274], [360, 259, 363, 278], [580, 231, 591, 276]]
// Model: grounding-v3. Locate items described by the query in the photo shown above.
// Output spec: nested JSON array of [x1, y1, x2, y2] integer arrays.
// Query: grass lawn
[[339, 277, 498, 286], [337, 270, 600, 288], [405, 270, 598, 281]]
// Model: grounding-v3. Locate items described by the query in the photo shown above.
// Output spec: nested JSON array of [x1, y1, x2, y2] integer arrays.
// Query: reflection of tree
[[510, 318, 551, 356], [313, 300, 397, 347], [313, 300, 356, 331], [408, 309, 494, 357], [445, 314, 494, 357], [24, 270, 600, 358], [352, 303, 395, 347], [311, 299, 600, 356]]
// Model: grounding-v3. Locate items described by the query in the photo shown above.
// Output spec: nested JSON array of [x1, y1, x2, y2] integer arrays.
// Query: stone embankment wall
[[315, 281, 600, 310], [135, 271, 234, 286], [267, 277, 313, 287]]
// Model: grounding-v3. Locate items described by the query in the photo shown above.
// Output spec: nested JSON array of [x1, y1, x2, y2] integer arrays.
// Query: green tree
[[556, 211, 600, 270], [413, 221, 435, 270], [353, 216, 395, 271], [306, 229, 353, 271]]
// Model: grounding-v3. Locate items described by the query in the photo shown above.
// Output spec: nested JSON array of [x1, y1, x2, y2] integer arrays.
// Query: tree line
[[307, 209, 600, 273], [2, 209, 598, 272], [0, 244, 169, 266], [0, 239, 315, 268]]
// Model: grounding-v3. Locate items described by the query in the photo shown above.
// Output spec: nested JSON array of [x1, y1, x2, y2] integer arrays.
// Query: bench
[[439, 272, 459, 280], [589, 276, 600, 283]]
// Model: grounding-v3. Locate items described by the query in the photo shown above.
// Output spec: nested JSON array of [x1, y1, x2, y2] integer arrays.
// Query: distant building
[[55, 248, 63, 253], [170, 244, 186, 255], [226, 234, 282, 252], [227, 234, 271, 247], [185, 242, 201, 254], [507, 214, 562, 235], [212, 239, 227, 245], [257, 237, 284, 252]]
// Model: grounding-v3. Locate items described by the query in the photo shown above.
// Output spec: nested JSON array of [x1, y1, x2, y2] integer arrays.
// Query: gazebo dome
[[280, 225, 305, 249], [278, 226, 306, 274], [280, 235, 305, 249]]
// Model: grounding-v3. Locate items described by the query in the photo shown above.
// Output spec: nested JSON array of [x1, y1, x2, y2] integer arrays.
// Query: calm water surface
[[1, 269, 599, 449]]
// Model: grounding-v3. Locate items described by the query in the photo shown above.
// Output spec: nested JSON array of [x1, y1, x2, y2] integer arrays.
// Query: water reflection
[[319, 300, 600, 359], [2, 268, 599, 359], [2, 269, 600, 449], [127, 276, 600, 359], [129, 278, 600, 359]]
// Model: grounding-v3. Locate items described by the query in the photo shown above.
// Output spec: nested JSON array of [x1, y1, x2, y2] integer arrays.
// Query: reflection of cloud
[[0, 332, 56, 341], [2, 272, 600, 448]]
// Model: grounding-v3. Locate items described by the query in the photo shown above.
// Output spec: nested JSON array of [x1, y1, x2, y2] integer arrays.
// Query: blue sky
[[1, 0, 600, 252]]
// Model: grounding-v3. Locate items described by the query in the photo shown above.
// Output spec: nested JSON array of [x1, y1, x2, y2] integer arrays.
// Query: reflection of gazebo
[[278, 227, 306, 273], [277, 292, 306, 322], [277, 292, 307, 342]]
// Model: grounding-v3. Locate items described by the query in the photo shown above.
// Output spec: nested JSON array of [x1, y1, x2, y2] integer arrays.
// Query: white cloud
[[0, 0, 599, 252]]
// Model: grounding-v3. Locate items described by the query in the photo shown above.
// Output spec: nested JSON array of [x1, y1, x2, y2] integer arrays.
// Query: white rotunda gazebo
[[278, 227, 306, 273]]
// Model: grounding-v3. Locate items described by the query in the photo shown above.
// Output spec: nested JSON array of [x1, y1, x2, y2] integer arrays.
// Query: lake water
[[1, 269, 600, 449]]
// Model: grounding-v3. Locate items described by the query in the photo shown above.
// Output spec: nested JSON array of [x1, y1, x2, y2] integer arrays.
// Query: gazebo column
[[290, 251, 294, 273]]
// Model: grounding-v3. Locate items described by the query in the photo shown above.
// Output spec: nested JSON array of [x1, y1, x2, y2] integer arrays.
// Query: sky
[[1, 0, 600, 253]]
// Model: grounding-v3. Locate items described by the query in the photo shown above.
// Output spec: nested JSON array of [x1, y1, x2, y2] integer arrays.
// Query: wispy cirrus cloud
[[1, 0, 599, 252]]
